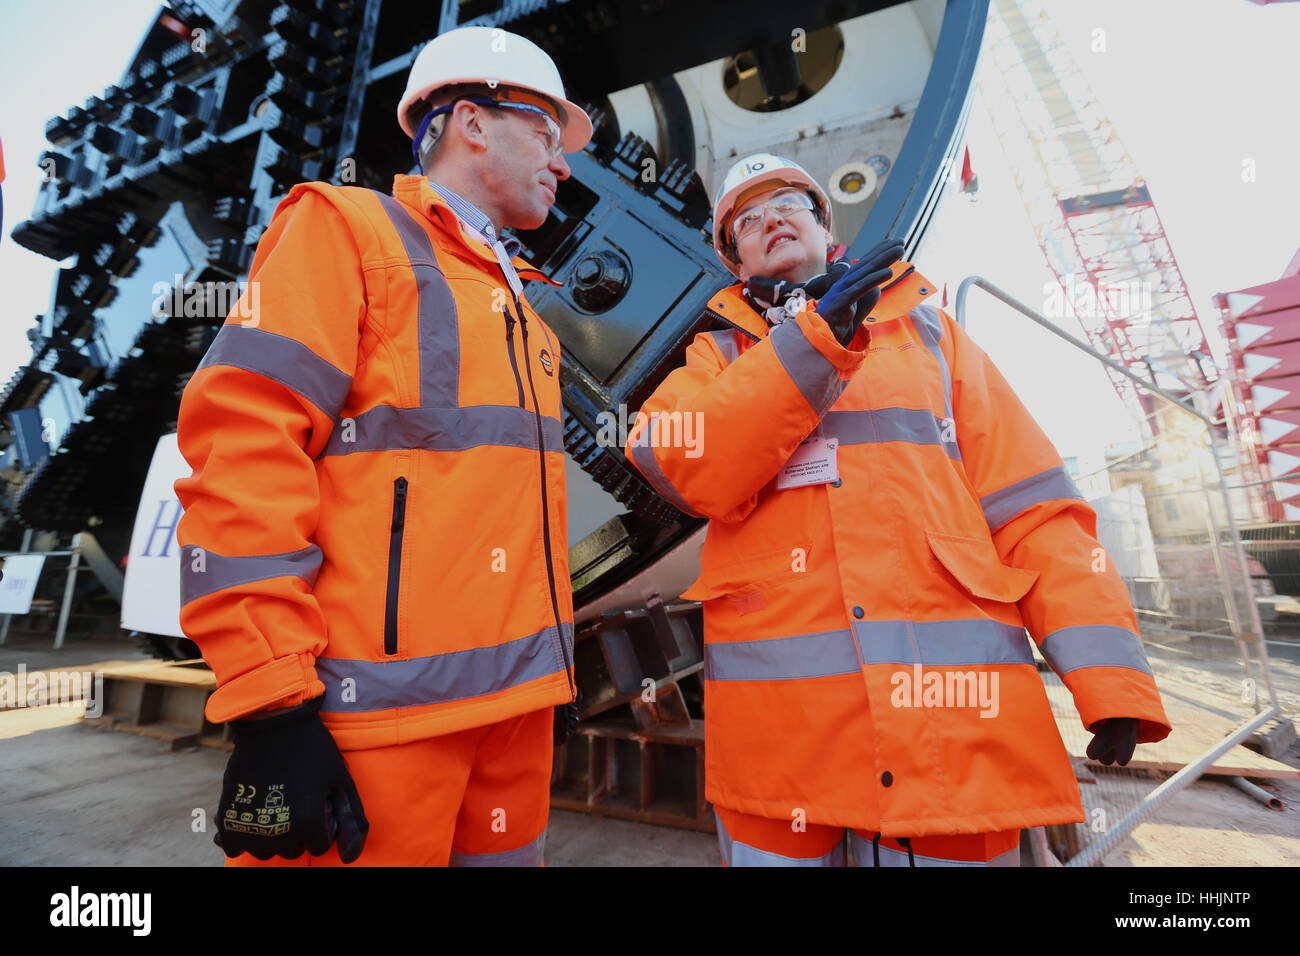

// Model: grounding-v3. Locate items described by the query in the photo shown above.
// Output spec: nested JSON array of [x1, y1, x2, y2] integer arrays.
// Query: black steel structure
[[2, 0, 987, 623]]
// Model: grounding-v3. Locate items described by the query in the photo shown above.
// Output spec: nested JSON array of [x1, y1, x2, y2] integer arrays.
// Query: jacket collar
[[390, 173, 558, 286], [707, 261, 936, 340]]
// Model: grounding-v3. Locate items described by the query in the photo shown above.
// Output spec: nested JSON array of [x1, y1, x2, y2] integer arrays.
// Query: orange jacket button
[[881, 771, 894, 787], [831, 478, 842, 487], [852, 606, 864, 618]]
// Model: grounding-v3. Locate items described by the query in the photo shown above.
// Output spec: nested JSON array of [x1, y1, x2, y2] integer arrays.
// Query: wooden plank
[[0, 660, 146, 710], [577, 718, 705, 746], [96, 660, 217, 689]]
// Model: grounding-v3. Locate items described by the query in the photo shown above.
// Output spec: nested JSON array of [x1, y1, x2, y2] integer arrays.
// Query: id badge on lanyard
[[776, 432, 840, 490]]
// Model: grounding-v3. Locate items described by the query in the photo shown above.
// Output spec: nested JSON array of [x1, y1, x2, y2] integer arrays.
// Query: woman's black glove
[[814, 238, 906, 345]]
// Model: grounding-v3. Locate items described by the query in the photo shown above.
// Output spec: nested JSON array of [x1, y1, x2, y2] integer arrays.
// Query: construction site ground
[[1, 634, 1297, 867]]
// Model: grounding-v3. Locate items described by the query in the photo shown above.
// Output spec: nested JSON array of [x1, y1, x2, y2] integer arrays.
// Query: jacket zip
[[503, 308, 526, 407], [509, 298, 576, 698], [384, 476, 408, 655], [704, 307, 761, 343]]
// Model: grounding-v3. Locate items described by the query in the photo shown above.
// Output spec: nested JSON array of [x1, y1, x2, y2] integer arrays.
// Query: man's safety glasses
[[425, 96, 565, 158], [731, 189, 817, 240]]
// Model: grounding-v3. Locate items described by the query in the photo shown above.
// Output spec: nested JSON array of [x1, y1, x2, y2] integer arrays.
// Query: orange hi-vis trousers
[[227, 708, 553, 866], [716, 806, 1021, 867]]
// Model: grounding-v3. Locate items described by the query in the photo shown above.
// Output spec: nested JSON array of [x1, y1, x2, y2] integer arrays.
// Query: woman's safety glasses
[[731, 189, 817, 240]]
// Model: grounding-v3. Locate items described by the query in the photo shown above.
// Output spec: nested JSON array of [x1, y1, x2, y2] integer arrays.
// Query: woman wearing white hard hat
[[624, 154, 1170, 866]]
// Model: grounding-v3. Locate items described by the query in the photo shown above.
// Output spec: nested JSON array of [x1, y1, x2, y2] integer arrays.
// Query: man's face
[[732, 185, 829, 283], [479, 103, 571, 230]]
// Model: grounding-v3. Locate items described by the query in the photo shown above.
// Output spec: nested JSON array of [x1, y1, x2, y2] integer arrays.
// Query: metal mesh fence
[[956, 276, 1285, 866]]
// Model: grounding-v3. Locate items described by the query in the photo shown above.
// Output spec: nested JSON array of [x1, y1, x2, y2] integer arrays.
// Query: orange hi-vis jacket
[[625, 263, 1172, 837], [175, 173, 575, 750]]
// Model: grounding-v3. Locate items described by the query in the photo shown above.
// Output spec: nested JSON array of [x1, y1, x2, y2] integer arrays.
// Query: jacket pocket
[[925, 529, 1039, 603], [384, 476, 408, 655], [681, 544, 811, 602]]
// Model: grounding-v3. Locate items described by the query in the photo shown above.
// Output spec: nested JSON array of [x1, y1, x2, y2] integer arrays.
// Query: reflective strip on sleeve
[[320, 404, 563, 457], [823, 407, 961, 461], [1039, 625, 1153, 677], [705, 629, 860, 681], [179, 543, 323, 605], [197, 324, 352, 419], [908, 304, 954, 421], [627, 413, 704, 517], [768, 317, 848, 416], [315, 623, 573, 712], [717, 816, 846, 867], [848, 831, 1019, 867], [375, 194, 461, 408], [702, 329, 742, 364], [980, 465, 1086, 531], [450, 831, 545, 867], [852, 619, 1035, 667]]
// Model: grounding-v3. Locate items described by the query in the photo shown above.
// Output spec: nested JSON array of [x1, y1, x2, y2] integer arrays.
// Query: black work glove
[[814, 238, 905, 346], [553, 689, 583, 746], [1086, 717, 1140, 766], [214, 696, 368, 863]]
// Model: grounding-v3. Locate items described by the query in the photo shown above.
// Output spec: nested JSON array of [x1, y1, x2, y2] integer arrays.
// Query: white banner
[[120, 433, 189, 638], [0, 554, 47, 614]]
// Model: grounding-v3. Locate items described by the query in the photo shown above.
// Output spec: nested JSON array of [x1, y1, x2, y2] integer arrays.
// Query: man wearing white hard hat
[[176, 25, 595, 866], [623, 154, 1169, 866]]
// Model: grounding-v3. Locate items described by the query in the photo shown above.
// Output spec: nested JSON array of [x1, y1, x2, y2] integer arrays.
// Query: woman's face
[[732, 185, 830, 284]]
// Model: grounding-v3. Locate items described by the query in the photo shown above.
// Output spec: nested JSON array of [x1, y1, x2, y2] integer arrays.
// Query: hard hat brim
[[399, 82, 592, 154], [712, 165, 833, 276]]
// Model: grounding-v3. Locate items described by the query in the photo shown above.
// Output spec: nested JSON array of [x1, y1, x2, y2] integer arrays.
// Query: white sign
[[120, 433, 189, 638], [0, 554, 47, 614]]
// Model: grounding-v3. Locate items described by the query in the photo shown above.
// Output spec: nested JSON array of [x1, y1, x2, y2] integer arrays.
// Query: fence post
[[54, 533, 83, 650]]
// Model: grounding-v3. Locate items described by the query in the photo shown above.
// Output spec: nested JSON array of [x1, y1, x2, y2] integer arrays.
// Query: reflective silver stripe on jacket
[[627, 413, 705, 517], [705, 629, 859, 681], [768, 317, 849, 417], [823, 407, 961, 460], [852, 618, 1035, 667], [705, 619, 1035, 680], [315, 623, 574, 712], [179, 544, 323, 605], [319, 404, 563, 457], [375, 194, 461, 408], [197, 324, 352, 419], [1040, 625, 1153, 676], [981, 465, 1085, 531]]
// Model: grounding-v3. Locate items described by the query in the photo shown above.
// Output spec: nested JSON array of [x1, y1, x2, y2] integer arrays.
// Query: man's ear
[[452, 100, 490, 152]]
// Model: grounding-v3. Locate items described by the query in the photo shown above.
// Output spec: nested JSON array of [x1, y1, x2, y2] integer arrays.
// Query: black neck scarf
[[741, 258, 851, 326]]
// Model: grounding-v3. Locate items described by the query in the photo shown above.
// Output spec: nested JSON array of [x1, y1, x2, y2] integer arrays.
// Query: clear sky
[[911, 0, 1300, 464], [2, 0, 1298, 466]]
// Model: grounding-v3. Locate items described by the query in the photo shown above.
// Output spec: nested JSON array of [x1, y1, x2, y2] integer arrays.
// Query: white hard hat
[[397, 26, 593, 154], [712, 153, 833, 275]]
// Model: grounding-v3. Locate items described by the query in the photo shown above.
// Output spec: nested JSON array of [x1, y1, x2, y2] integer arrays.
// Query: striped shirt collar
[[424, 180, 522, 258]]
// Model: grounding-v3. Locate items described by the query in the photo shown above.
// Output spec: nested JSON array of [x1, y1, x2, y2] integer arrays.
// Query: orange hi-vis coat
[[175, 174, 574, 750], [624, 263, 1172, 838]]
